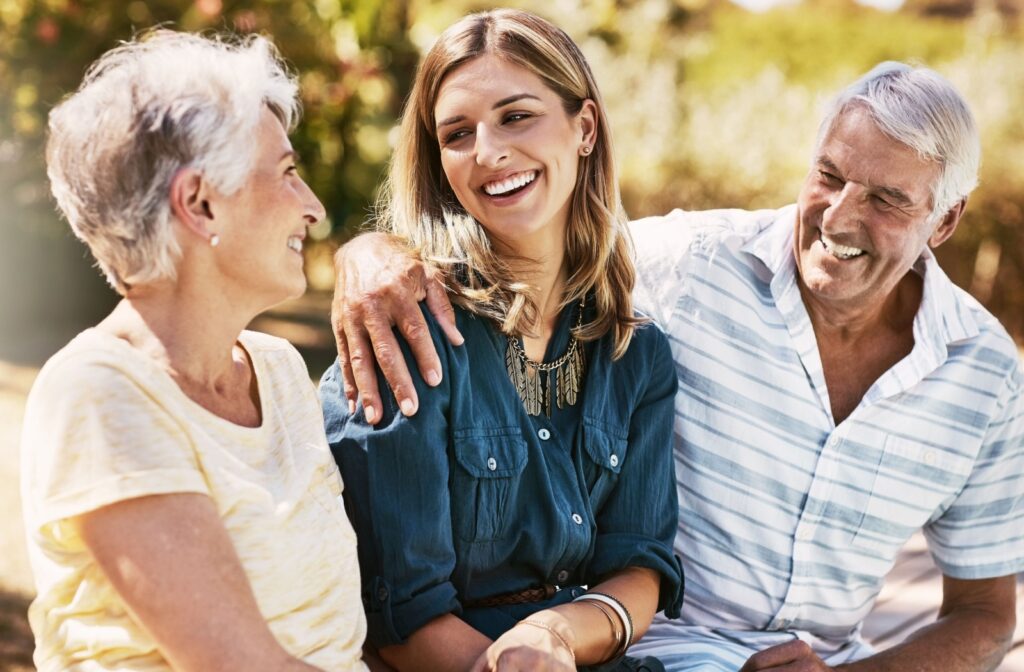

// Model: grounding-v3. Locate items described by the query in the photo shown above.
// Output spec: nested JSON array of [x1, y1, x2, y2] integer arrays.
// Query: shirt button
[[556, 570, 570, 583], [377, 586, 389, 602], [538, 428, 551, 441], [486, 457, 497, 471], [796, 527, 812, 541], [923, 450, 937, 466], [828, 435, 841, 448], [571, 513, 583, 525], [609, 454, 619, 467]]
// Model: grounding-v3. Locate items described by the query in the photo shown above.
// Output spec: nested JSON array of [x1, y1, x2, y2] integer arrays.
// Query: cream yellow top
[[20, 329, 367, 672]]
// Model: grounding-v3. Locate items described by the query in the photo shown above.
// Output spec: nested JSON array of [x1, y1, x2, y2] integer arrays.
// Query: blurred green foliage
[[1, 0, 1022, 354]]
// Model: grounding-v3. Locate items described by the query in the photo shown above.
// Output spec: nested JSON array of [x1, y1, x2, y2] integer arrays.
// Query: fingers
[[396, 309, 442, 391], [336, 333, 357, 415], [424, 269, 464, 347], [345, 318, 386, 425], [364, 311, 417, 419], [740, 640, 820, 672]]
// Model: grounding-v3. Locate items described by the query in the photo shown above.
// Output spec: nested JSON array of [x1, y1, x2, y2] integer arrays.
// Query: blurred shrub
[[2, 0, 1022, 346]]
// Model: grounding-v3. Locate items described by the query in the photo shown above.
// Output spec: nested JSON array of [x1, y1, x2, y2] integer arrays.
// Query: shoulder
[[628, 206, 783, 255], [951, 288, 1023, 393], [239, 329, 313, 389], [27, 330, 163, 413], [239, 329, 306, 367]]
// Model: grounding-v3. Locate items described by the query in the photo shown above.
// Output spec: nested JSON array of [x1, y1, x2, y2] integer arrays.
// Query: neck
[[799, 273, 921, 344], [497, 221, 569, 337], [99, 275, 260, 387]]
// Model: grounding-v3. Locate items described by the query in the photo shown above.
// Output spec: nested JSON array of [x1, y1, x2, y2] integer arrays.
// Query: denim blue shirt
[[320, 301, 683, 648]]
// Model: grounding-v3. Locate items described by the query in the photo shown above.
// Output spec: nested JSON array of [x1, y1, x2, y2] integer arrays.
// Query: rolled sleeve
[[320, 308, 462, 647], [588, 326, 683, 617], [924, 366, 1024, 579]]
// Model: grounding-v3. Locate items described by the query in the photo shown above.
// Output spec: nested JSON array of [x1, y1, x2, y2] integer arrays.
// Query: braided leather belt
[[463, 584, 558, 608]]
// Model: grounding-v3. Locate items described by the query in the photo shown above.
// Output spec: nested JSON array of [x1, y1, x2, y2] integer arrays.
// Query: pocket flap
[[581, 422, 629, 474], [453, 429, 528, 478]]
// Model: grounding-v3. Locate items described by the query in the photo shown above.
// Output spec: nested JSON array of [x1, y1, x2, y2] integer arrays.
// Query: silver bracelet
[[574, 592, 633, 656]]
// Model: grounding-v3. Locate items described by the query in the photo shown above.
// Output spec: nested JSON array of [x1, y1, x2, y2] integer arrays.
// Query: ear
[[577, 99, 598, 151], [928, 197, 966, 249], [169, 168, 216, 242]]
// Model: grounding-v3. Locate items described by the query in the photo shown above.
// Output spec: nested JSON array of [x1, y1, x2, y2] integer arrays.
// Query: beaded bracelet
[[573, 592, 634, 657], [518, 619, 576, 664]]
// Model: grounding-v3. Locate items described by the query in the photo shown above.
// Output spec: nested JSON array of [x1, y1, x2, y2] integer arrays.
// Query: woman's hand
[[330, 232, 462, 424], [469, 617, 576, 672]]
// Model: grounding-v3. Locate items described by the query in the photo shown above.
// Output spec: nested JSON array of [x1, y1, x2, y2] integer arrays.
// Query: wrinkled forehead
[[817, 107, 941, 201]]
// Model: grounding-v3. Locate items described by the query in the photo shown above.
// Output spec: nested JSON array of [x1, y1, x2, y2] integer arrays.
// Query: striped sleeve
[[923, 364, 1024, 579]]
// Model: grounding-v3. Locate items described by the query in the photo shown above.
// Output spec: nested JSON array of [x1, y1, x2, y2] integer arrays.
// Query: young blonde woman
[[21, 32, 369, 672], [319, 10, 681, 671]]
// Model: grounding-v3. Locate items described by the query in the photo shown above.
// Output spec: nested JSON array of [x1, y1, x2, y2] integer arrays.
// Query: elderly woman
[[319, 9, 682, 672], [20, 31, 367, 672]]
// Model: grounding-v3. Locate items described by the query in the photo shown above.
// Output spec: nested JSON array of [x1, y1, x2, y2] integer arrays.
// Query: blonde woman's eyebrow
[[437, 93, 543, 129]]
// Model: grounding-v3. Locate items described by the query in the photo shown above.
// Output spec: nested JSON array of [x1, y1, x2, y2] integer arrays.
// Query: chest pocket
[[580, 421, 629, 508], [452, 428, 528, 542], [852, 436, 973, 554]]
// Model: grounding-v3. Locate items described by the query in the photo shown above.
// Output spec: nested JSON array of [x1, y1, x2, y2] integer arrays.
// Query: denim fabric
[[320, 301, 683, 648]]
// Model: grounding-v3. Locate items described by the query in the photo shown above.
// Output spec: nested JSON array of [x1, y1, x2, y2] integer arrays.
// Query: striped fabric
[[626, 206, 1024, 670]]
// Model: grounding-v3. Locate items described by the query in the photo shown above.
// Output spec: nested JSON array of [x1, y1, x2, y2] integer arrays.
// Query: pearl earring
[[209, 233, 220, 247], [580, 145, 592, 155]]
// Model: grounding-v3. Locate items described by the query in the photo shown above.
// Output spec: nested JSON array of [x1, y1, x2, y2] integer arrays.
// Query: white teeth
[[821, 234, 864, 260], [483, 170, 537, 196], [287, 236, 303, 253]]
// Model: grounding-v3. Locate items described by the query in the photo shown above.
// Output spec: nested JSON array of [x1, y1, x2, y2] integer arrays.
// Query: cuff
[[589, 532, 684, 619], [364, 575, 462, 648]]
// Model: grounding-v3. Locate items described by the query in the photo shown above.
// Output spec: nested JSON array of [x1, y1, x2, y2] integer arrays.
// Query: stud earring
[[580, 145, 592, 156], [209, 233, 220, 247]]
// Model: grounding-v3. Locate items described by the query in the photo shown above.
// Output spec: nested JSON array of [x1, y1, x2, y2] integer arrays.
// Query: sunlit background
[[1, 0, 1022, 669]]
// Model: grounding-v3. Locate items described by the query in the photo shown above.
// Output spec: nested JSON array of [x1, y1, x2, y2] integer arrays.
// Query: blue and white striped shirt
[[627, 206, 1024, 670]]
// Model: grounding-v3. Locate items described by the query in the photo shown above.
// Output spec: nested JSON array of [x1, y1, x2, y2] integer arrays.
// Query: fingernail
[[453, 331, 465, 345], [400, 398, 416, 416], [426, 370, 442, 386], [348, 399, 355, 415], [364, 405, 377, 424]]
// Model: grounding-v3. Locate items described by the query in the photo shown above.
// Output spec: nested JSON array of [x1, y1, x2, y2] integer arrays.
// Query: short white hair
[[816, 61, 980, 222], [46, 29, 300, 294]]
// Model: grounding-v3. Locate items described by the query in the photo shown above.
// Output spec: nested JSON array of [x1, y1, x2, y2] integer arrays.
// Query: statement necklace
[[505, 301, 586, 417]]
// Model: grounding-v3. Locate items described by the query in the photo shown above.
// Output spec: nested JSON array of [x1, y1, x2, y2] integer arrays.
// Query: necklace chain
[[505, 300, 586, 417]]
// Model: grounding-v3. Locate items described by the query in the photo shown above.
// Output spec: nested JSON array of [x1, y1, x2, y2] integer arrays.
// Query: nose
[[821, 182, 863, 234], [299, 178, 326, 226], [474, 123, 509, 168]]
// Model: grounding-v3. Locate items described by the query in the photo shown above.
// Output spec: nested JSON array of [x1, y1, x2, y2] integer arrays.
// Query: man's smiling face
[[794, 105, 958, 316]]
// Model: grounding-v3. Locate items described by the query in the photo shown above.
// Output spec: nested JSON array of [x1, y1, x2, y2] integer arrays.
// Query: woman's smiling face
[[433, 53, 595, 253]]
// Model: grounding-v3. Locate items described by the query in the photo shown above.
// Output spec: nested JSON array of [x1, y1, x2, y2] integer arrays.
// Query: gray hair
[[46, 29, 300, 294], [816, 61, 980, 222]]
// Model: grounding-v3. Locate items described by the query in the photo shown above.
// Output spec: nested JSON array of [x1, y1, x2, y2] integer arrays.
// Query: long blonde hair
[[378, 9, 642, 358]]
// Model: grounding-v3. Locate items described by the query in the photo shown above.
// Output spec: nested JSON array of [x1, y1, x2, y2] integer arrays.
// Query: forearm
[[379, 613, 491, 672], [837, 607, 1014, 672], [533, 566, 662, 665]]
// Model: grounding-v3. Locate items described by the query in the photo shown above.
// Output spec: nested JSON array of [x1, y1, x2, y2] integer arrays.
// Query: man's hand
[[740, 639, 834, 672], [330, 232, 462, 424]]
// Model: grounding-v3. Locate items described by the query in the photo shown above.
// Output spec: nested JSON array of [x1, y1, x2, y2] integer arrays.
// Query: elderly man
[[330, 62, 1022, 671]]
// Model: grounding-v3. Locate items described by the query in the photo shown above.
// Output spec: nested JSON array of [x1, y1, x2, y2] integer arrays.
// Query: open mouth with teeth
[[819, 232, 865, 260], [482, 170, 538, 198], [287, 236, 304, 254]]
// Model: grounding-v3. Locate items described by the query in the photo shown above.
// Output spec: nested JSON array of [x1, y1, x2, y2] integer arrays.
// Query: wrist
[[517, 609, 578, 652]]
